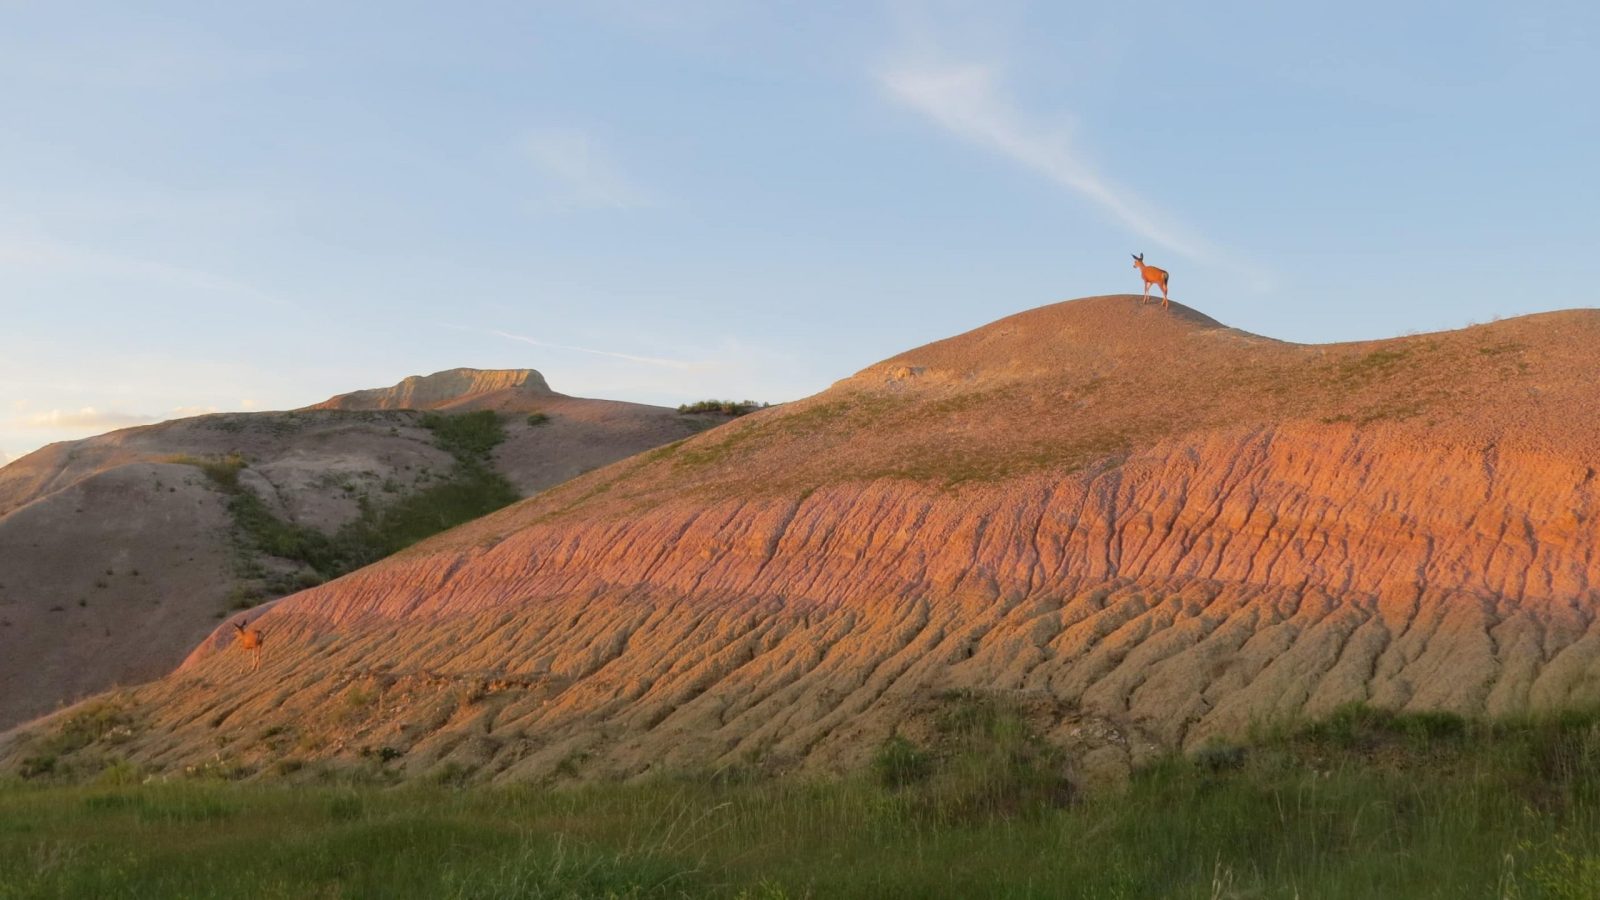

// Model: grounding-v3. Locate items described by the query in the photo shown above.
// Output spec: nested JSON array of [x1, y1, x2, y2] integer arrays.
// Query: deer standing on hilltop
[[1131, 253, 1171, 309], [232, 619, 263, 674]]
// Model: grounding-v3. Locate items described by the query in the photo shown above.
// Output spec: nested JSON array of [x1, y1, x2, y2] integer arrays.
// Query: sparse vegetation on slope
[[0, 377, 709, 733], [175, 411, 519, 600], [417, 410, 506, 458], [6, 704, 1600, 898]]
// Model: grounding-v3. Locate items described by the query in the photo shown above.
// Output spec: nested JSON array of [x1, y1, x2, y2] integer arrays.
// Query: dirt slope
[[10, 296, 1600, 787], [0, 370, 718, 728]]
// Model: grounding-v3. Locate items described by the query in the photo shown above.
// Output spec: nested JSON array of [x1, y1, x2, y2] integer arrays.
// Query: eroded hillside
[[0, 370, 721, 728], [9, 297, 1600, 787]]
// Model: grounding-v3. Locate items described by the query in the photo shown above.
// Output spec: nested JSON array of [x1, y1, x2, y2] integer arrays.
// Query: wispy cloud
[[0, 228, 288, 306], [881, 61, 1211, 259], [879, 56, 1268, 286], [17, 408, 158, 430], [520, 129, 649, 209], [486, 329, 708, 370]]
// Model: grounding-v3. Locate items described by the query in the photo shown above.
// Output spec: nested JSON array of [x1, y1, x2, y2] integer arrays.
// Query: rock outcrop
[[306, 368, 555, 412], [9, 296, 1600, 787]]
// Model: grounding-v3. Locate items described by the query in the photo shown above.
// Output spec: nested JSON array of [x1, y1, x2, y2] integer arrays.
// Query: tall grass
[[6, 704, 1600, 897]]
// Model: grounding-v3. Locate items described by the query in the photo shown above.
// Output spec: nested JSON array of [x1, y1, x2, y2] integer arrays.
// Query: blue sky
[[3, 1, 1598, 462]]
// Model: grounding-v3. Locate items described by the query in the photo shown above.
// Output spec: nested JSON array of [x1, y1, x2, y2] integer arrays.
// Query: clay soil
[[10, 297, 1600, 787]]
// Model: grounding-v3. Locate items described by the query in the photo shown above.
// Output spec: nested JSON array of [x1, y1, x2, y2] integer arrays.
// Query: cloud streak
[[489, 329, 707, 370], [880, 59, 1265, 284]]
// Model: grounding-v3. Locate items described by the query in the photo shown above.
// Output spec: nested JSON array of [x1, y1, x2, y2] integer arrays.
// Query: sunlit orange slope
[[10, 296, 1600, 785]]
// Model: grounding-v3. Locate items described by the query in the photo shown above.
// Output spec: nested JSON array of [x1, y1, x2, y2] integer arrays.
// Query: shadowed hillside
[[9, 296, 1600, 789], [0, 369, 723, 728]]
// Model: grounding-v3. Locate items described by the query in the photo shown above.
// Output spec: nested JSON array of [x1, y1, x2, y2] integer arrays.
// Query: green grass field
[[5, 705, 1600, 898]]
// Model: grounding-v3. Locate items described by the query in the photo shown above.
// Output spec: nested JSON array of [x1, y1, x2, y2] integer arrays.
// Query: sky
[[3, 1, 1598, 463]]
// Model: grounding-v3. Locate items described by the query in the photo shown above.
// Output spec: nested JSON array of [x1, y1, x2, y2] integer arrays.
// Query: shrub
[[419, 410, 505, 459], [677, 400, 768, 416], [19, 755, 56, 779], [1191, 742, 1247, 773], [92, 759, 144, 787], [873, 735, 933, 789], [432, 762, 475, 787], [526, 412, 551, 426], [167, 452, 248, 489], [875, 691, 1074, 822]]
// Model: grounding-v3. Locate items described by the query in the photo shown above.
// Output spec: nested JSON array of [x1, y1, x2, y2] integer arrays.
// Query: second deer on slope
[[233, 620, 264, 674]]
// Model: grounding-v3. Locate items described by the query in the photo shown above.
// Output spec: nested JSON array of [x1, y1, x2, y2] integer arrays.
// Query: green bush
[[1190, 742, 1247, 773], [872, 736, 932, 789], [166, 452, 247, 488], [677, 400, 768, 416], [419, 410, 505, 459]]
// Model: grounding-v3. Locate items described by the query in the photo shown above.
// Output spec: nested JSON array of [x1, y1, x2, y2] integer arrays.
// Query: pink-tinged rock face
[[11, 295, 1600, 785]]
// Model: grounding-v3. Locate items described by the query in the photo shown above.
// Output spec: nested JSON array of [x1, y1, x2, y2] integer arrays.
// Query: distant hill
[[12, 296, 1600, 790], [304, 367, 555, 412], [0, 369, 722, 728]]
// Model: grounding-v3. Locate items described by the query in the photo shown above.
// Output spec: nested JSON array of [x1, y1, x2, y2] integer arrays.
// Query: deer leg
[[1161, 283, 1169, 309]]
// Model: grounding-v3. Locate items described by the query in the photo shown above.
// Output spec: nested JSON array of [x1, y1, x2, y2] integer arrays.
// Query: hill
[[304, 367, 555, 413], [9, 296, 1600, 788], [0, 369, 722, 728]]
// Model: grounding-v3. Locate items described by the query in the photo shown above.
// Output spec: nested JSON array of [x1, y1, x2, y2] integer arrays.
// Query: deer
[[232, 619, 264, 674], [1131, 253, 1171, 309]]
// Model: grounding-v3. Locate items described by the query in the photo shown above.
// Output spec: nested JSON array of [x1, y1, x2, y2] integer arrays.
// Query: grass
[[173, 411, 520, 596], [7, 703, 1600, 897], [1334, 346, 1413, 387]]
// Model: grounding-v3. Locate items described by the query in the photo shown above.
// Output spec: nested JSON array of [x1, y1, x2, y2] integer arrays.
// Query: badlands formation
[[8, 297, 1600, 786], [0, 369, 719, 728]]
